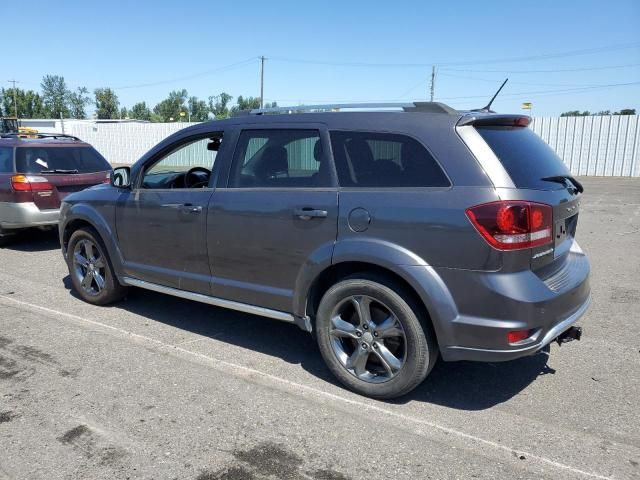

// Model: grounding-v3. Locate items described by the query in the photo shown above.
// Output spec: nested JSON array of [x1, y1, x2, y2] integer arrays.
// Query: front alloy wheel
[[73, 239, 106, 296]]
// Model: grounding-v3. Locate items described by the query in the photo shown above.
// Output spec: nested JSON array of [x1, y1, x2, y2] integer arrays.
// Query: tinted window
[[230, 130, 329, 188], [476, 126, 572, 190], [0, 147, 13, 173], [330, 131, 449, 187], [15, 146, 110, 174]]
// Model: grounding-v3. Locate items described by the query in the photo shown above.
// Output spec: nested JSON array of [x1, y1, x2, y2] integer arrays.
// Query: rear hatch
[[472, 118, 583, 274], [15, 144, 111, 210]]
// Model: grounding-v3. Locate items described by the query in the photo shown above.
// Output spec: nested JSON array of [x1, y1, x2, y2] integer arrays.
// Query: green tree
[[41, 75, 70, 118], [94, 88, 120, 119], [153, 89, 188, 122], [120, 106, 129, 119], [615, 109, 636, 115], [231, 95, 261, 114], [208, 93, 233, 119], [130, 101, 152, 121], [188, 96, 209, 122], [67, 87, 91, 119], [560, 111, 590, 117], [1, 88, 45, 118]]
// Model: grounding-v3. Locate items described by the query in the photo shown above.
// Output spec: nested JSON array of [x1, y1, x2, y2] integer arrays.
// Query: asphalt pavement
[[0, 177, 638, 480]]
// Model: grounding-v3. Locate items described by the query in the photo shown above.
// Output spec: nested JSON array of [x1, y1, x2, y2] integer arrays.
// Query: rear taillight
[[466, 201, 553, 250], [507, 329, 533, 344], [11, 175, 53, 192]]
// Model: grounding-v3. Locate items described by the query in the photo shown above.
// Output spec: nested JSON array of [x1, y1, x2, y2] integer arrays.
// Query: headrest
[[255, 145, 288, 179]]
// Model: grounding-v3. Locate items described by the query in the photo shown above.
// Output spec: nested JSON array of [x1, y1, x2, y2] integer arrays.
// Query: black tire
[[66, 227, 127, 305], [316, 273, 438, 399]]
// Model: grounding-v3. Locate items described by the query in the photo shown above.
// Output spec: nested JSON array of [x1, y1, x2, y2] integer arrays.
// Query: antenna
[[472, 78, 508, 113]]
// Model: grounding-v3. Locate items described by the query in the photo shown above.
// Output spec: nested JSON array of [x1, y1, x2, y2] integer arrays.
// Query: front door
[[116, 135, 222, 294], [208, 127, 338, 312]]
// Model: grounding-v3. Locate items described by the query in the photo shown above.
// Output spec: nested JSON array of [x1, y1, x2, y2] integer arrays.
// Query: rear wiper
[[541, 175, 584, 193], [40, 169, 79, 174]]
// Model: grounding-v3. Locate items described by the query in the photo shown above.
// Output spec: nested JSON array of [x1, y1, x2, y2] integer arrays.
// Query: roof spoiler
[[457, 114, 531, 127]]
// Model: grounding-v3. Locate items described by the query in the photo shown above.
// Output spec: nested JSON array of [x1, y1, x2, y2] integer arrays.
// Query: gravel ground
[[0, 177, 638, 480]]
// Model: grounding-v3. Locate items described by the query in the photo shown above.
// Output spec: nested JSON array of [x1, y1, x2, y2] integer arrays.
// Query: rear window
[[15, 146, 110, 174], [330, 131, 449, 188], [476, 126, 571, 190], [0, 147, 13, 173]]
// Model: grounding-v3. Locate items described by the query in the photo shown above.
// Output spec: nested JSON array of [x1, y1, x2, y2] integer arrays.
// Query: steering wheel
[[184, 167, 211, 188]]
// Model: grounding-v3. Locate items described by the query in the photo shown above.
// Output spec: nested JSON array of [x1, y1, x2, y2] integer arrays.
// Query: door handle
[[180, 204, 203, 214], [293, 207, 328, 220]]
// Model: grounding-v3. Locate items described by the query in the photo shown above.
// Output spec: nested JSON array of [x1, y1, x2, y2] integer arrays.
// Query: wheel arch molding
[[61, 204, 125, 281], [294, 237, 459, 345]]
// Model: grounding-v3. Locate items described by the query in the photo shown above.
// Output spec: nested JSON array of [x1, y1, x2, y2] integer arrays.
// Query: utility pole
[[260, 56, 265, 109], [429, 66, 436, 102], [8, 79, 18, 117]]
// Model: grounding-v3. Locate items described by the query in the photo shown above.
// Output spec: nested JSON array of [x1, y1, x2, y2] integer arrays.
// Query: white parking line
[[0, 294, 614, 480]]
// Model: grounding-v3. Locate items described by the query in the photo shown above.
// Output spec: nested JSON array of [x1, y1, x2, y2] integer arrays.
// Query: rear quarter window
[[15, 146, 110, 174], [0, 147, 13, 173], [476, 126, 571, 190], [329, 131, 449, 188]]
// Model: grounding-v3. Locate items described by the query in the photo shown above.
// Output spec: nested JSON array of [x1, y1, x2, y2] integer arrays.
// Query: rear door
[[14, 145, 110, 210], [207, 126, 338, 313]]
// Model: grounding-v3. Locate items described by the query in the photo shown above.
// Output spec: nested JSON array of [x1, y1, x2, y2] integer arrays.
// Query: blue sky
[[4, 0, 640, 116]]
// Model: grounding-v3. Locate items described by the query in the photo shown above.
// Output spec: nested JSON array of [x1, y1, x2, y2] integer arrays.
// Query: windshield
[[15, 146, 110, 174], [476, 126, 572, 190]]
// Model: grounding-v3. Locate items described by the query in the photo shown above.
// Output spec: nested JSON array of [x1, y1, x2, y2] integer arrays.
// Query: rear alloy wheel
[[316, 274, 437, 399], [67, 227, 126, 305]]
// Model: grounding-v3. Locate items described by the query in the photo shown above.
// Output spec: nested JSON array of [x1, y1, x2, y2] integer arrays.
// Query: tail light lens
[[507, 329, 533, 344], [11, 175, 54, 192], [466, 201, 553, 250]]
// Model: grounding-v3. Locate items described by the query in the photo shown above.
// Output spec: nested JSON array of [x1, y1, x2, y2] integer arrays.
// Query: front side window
[[229, 129, 330, 188], [15, 146, 110, 174], [0, 147, 13, 173], [142, 136, 221, 189], [330, 131, 449, 188]]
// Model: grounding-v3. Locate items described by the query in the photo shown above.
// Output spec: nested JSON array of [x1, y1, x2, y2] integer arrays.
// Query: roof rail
[[249, 101, 457, 115], [0, 132, 81, 141]]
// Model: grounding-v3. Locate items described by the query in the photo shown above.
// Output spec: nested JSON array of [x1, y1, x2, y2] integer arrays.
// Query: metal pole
[[260, 56, 265, 109], [429, 66, 435, 102], [60, 112, 65, 134]]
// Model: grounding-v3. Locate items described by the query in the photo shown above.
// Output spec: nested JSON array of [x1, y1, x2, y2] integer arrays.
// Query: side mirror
[[111, 166, 131, 188]]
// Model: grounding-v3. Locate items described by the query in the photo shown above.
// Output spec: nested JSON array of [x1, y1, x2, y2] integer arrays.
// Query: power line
[[269, 42, 640, 68], [438, 72, 609, 88], [437, 81, 640, 101], [266, 81, 640, 105], [110, 57, 259, 90], [440, 63, 640, 74]]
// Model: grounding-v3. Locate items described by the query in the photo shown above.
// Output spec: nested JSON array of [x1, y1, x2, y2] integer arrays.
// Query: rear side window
[[329, 131, 449, 187], [15, 146, 110, 174], [476, 126, 571, 190], [230, 129, 330, 188], [0, 147, 13, 173]]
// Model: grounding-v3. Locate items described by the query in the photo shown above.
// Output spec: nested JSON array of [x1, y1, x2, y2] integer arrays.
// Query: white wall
[[26, 115, 640, 176], [530, 115, 640, 177]]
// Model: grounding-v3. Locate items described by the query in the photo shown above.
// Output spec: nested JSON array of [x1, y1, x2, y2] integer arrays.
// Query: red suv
[[0, 133, 111, 244]]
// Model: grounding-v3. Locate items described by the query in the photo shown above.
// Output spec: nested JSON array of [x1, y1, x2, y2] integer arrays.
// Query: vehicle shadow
[[1, 228, 60, 252], [63, 278, 555, 411]]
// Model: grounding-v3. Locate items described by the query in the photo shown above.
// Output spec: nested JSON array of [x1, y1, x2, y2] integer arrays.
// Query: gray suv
[[59, 102, 590, 399]]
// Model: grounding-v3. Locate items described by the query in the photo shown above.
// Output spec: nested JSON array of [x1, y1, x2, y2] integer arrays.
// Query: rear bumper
[[432, 241, 591, 362], [0, 202, 60, 230], [441, 295, 590, 362]]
